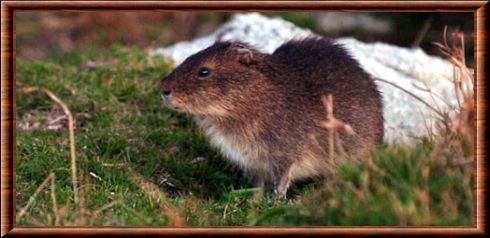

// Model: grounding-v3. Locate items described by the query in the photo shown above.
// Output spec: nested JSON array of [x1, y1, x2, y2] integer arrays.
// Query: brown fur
[[160, 38, 384, 198]]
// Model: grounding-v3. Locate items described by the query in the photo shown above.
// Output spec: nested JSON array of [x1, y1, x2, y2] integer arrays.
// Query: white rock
[[151, 13, 469, 145], [314, 12, 392, 34]]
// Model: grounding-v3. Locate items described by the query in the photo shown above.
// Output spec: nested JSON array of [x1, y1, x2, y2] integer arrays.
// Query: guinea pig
[[160, 37, 383, 198]]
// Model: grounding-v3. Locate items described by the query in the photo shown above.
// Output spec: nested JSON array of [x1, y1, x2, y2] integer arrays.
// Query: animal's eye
[[198, 67, 210, 78]]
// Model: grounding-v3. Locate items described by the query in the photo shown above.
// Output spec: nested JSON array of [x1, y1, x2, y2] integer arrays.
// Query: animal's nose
[[162, 90, 172, 96], [161, 89, 172, 107]]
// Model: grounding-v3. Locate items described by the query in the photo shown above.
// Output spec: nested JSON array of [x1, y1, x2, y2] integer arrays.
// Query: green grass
[[15, 46, 474, 226]]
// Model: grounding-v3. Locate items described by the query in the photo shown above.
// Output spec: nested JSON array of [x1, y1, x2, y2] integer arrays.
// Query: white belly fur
[[195, 117, 325, 182], [196, 117, 260, 171]]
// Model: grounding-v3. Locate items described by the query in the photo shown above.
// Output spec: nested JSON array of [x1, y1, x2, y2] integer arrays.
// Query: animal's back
[[266, 37, 384, 156], [271, 38, 363, 81]]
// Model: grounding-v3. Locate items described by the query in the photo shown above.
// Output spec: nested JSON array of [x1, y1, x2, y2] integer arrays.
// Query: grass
[[15, 45, 474, 226]]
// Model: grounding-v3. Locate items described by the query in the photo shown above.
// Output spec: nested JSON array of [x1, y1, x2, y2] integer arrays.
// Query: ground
[[15, 46, 473, 226]]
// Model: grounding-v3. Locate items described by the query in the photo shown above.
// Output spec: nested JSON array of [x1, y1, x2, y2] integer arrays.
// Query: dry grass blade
[[411, 81, 456, 111], [125, 166, 187, 226], [49, 173, 61, 226], [101, 162, 127, 168], [321, 95, 356, 136], [321, 95, 356, 160], [431, 28, 474, 144], [20, 87, 81, 214], [323, 95, 335, 160], [90, 200, 119, 225], [116, 201, 151, 224], [373, 77, 448, 121], [411, 16, 433, 48], [17, 173, 55, 220]]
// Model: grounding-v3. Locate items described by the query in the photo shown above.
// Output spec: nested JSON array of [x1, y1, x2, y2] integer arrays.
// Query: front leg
[[253, 175, 265, 189], [272, 162, 293, 199]]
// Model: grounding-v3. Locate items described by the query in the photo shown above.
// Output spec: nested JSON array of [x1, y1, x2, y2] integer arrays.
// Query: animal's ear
[[230, 43, 255, 66]]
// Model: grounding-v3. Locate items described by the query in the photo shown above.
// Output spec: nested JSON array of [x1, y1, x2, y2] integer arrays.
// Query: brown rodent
[[160, 37, 383, 198]]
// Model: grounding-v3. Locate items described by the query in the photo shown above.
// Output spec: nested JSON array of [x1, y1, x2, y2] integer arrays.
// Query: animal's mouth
[[160, 94, 172, 107], [161, 94, 219, 116], [160, 94, 185, 111]]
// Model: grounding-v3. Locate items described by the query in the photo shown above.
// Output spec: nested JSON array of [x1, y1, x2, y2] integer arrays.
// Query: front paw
[[273, 187, 288, 199]]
